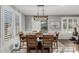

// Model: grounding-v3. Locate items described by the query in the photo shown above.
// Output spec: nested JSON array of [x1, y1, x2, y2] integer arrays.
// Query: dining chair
[[53, 33, 59, 52], [19, 32, 27, 50], [42, 35, 54, 53], [72, 36, 79, 52], [27, 35, 37, 53], [74, 41, 79, 52], [70, 36, 79, 52]]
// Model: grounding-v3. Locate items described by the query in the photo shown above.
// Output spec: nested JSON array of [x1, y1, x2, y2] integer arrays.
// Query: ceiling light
[[34, 5, 48, 21]]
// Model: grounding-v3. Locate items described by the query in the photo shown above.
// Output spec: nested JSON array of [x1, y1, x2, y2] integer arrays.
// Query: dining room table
[[25, 33, 56, 52]]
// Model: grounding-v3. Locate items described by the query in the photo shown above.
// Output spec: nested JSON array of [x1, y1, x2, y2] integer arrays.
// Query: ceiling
[[13, 5, 79, 16]]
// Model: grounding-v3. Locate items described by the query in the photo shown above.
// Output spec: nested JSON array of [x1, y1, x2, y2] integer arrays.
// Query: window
[[61, 17, 79, 33], [68, 19, 72, 30], [62, 19, 67, 31], [4, 9, 12, 40]]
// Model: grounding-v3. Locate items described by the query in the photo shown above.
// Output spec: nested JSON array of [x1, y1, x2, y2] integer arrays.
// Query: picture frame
[[49, 21, 61, 31]]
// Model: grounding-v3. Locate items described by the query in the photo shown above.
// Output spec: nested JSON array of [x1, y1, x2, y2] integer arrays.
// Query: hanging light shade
[[34, 5, 48, 21]]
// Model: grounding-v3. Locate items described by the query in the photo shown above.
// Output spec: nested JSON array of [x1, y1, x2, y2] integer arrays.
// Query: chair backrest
[[21, 35, 27, 41], [54, 33, 59, 41], [43, 35, 53, 44], [27, 35, 37, 47], [19, 32, 24, 41], [19, 32, 23, 38]]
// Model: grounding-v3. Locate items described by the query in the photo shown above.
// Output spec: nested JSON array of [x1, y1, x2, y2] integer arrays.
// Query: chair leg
[[78, 45, 79, 53], [56, 41, 58, 52], [48, 48, 50, 53], [52, 41, 58, 53], [41, 46, 44, 53], [36, 47, 38, 53], [51, 43, 53, 53], [20, 42, 21, 49], [27, 45, 28, 53], [27, 47, 30, 53], [73, 43, 75, 53], [50, 47, 53, 53]]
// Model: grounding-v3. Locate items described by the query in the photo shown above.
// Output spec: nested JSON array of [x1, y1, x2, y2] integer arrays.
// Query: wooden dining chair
[[72, 36, 79, 52], [27, 35, 37, 53], [53, 33, 59, 52], [42, 35, 54, 53], [74, 41, 79, 52], [19, 32, 27, 50]]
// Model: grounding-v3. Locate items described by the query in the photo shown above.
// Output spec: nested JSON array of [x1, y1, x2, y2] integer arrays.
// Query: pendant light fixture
[[34, 5, 48, 20]]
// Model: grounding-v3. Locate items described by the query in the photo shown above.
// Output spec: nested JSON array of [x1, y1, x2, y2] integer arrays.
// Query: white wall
[[48, 16, 61, 33], [25, 16, 32, 33], [20, 14, 25, 32], [48, 15, 79, 33], [25, 15, 79, 34], [48, 15, 79, 39]]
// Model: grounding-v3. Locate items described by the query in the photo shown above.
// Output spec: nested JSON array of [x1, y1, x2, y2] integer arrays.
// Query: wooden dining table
[[25, 33, 55, 52]]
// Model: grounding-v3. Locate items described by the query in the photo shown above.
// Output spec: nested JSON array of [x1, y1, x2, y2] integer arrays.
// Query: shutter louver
[[4, 9, 12, 40]]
